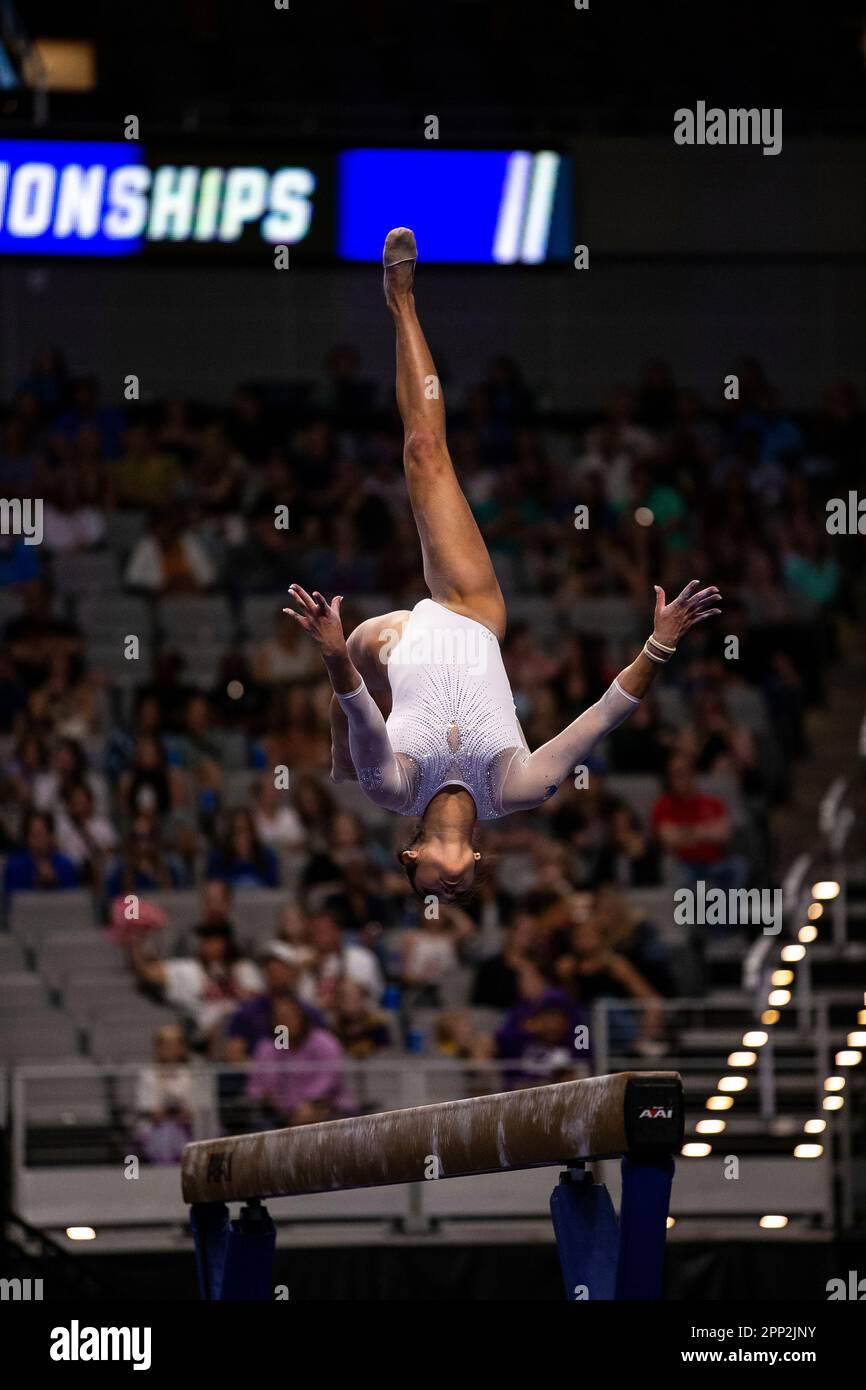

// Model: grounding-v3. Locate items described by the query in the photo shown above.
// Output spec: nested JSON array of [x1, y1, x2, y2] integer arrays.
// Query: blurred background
[[0, 0, 865, 1300]]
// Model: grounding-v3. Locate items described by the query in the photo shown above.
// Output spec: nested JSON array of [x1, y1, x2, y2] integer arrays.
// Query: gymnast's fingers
[[689, 608, 722, 624], [287, 583, 318, 614], [675, 579, 701, 604]]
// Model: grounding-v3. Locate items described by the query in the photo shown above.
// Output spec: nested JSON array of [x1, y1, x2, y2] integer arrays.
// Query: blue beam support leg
[[191, 1199, 276, 1301], [615, 1154, 675, 1300], [550, 1166, 619, 1300], [550, 1156, 675, 1301]]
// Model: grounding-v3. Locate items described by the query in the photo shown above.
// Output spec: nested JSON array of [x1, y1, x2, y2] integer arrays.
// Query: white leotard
[[336, 598, 641, 821]]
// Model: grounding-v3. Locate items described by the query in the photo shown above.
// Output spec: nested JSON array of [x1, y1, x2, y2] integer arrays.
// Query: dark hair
[[395, 825, 488, 907]]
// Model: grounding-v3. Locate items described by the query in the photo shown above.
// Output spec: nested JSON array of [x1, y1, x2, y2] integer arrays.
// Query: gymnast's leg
[[383, 228, 506, 641]]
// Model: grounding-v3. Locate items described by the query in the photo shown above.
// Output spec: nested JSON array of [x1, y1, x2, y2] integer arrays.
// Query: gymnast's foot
[[383, 227, 417, 309]]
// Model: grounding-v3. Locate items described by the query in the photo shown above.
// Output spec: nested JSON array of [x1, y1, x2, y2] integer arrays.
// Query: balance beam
[[181, 1071, 682, 1204]]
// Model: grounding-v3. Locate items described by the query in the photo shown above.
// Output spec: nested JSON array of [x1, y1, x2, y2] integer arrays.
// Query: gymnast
[[285, 228, 721, 903]]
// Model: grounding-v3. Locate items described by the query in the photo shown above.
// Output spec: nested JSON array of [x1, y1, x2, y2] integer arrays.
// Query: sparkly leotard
[[383, 599, 525, 820], [335, 598, 640, 821]]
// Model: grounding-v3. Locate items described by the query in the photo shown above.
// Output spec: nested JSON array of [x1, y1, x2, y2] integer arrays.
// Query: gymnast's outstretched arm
[[501, 580, 722, 811], [283, 584, 408, 805]]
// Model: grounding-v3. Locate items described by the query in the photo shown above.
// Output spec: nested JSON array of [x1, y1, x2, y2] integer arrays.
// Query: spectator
[[118, 736, 179, 818], [594, 886, 676, 998], [4, 810, 79, 893], [207, 808, 280, 888], [472, 915, 547, 1009], [400, 904, 476, 1006], [251, 777, 306, 852], [553, 912, 664, 1052], [435, 1009, 495, 1061], [54, 780, 118, 882], [592, 805, 662, 887], [252, 609, 320, 686], [331, 978, 392, 1058], [106, 811, 186, 897], [134, 1024, 215, 1164], [223, 941, 318, 1057], [651, 753, 741, 890], [126, 916, 263, 1049], [247, 993, 356, 1125], [300, 901, 385, 1009], [115, 421, 183, 507], [495, 988, 587, 1086], [125, 508, 216, 592]]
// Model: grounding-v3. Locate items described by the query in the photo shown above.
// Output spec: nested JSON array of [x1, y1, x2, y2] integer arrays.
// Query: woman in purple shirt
[[247, 994, 356, 1125]]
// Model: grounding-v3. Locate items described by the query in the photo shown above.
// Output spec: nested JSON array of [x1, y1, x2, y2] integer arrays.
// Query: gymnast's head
[[397, 824, 482, 905]]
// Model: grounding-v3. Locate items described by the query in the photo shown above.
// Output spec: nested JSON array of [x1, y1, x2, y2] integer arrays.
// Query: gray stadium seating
[[9, 890, 97, 942]]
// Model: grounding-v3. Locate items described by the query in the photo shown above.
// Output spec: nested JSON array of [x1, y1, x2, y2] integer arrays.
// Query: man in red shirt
[[652, 753, 736, 887]]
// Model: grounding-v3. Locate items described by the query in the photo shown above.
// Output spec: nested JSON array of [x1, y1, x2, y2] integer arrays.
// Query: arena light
[[780, 945, 806, 962], [807, 903, 823, 920], [32, 39, 96, 92], [793, 1143, 823, 1159], [706, 1095, 733, 1111], [847, 1032, 866, 1047], [804, 1119, 827, 1134], [681, 1143, 712, 1158], [771, 970, 794, 987], [824, 1076, 846, 1092], [727, 1051, 757, 1067], [696, 1119, 726, 1134], [835, 1050, 862, 1067], [811, 881, 840, 900], [798, 925, 818, 943], [666, 1215, 676, 1229], [65, 1226, 96, 1241], [759, 1215, 788, 1229], [823, 1096, 844, 1111], [761, 1009, 780, 1025], [856, 1012, 866, 1026], [768, 989, 791, 1007], [742, 1030, 768, 1047], [717, 1076, 748, 1093]]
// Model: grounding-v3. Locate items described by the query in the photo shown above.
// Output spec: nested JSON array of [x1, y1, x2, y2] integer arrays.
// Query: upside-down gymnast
[[285, 228, 722, 903]]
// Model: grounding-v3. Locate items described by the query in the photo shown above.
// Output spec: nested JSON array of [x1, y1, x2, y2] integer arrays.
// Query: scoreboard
[[0, 139, 573, 264]]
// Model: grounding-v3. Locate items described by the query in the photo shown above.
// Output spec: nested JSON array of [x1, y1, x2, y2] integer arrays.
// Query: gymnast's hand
[[652, 579, 722, 648], [283, 584, 348, 661]]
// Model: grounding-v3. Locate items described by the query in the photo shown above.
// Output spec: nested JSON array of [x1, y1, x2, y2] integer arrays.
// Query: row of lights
[[673, 880, 862, 1231]]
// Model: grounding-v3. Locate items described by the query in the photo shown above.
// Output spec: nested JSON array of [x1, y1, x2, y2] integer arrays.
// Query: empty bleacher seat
[[52, 550, 119, 596], [157, 594, 234, 643], [0, 1011, 81, 1061], [0, 972, 49, 1012], [62, 973, 163, 1023], [0, 935, 25, 971], [87, 1016, 161, 1062], [9, 890, 97, 942], [36, 931, 128, 987]]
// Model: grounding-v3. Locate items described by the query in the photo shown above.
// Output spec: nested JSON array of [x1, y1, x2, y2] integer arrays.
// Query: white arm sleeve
[[335, 678, 412, 809], [500, 678, 641, 811]]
